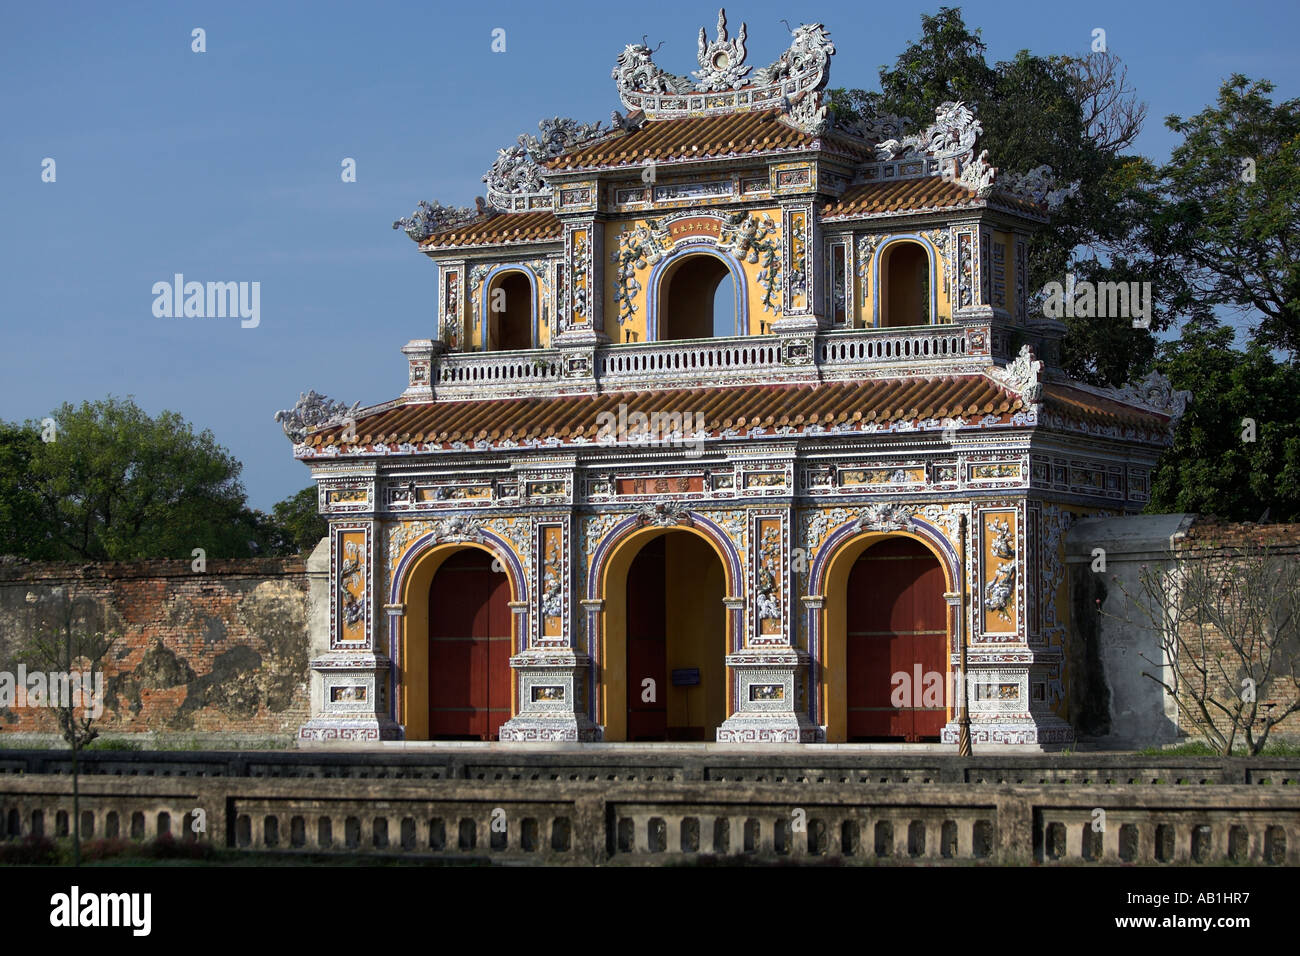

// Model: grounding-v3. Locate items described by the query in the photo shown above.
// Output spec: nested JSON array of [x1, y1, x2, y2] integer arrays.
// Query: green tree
[[828, 7, 1156, 385], [1142, 74, 1300, 359], [0, 424, 52, 556], [1, 396, 263, 560], [23, 586, 120, 865], [267, 486, 327, 556], [1149, 323, 1300, 521]]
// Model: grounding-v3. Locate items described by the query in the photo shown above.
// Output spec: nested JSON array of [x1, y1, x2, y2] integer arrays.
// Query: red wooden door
[[846, 538, 947, 742], [428, 550, 512, 740], [626, 537, 667, 741]]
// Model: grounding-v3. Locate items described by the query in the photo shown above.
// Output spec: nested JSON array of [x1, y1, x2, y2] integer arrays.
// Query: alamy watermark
[[152, 274, 260, 328], [1041, 273, 1152, 328], [0, 665, 105, 719], [594, 402, 705, 456]]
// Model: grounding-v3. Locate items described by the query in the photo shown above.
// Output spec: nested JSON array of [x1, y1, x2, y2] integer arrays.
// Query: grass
[[1138, 740, 1300, 757], [0, 834, 492, 866], [0, 734, 296, 751]]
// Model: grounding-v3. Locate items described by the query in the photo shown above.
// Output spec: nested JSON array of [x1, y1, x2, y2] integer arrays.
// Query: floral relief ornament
[[856, 503, 914, 532], [340, 539, 366, 627], [984, 518, 1016, 622], [756, 523, 782, 623]]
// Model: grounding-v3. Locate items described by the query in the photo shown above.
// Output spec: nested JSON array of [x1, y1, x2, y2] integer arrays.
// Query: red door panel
[[429, 550, 512, 740], [626, 537, 667, 741], [846, 538, 947, 742]]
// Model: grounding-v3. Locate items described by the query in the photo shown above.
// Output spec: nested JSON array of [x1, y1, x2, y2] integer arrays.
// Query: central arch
[[845, 537, 948, 741], [590, 516, 741, 741], [623, 532, 726, 740], [647, 244, 747, 340]]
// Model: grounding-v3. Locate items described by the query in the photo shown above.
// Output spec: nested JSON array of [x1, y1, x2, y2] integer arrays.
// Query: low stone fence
[[2, 752, 1297, 865]]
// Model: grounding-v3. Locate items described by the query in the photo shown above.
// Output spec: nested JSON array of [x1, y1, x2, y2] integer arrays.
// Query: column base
[[499, 648, 601, 742], [717, 648, 821, 742], [298, 716, 404, 745], [940, 713, 1075, 748], [716, 713, 822, 743]]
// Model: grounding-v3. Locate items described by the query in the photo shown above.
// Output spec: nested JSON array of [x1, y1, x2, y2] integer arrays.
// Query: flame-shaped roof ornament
[[613, 9, 835, 132]]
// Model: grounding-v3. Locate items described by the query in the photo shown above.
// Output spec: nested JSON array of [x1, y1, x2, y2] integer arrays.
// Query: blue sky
[[2, 1, 1296, 510]]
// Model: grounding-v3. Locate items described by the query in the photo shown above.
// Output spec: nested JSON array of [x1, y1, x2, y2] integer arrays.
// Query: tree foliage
[[268, 486, 328, 556], [1149, 324, 1300, 521], [828, 6, 1155, 386], [832, 9, 1299, 520], [1142, 75, 1300, 359], [0, 397, 322, 560]]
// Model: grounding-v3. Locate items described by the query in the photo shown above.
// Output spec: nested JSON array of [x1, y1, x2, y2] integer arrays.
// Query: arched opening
[[658, 253, 734, 340], [486, 270, 534, 351], [601, 527, 729, 741], [625, 533, 726, 740], [880, 241, 930, 328], [426, 549, 512, 739], [845, 537, 948, 742], [397, 540, 521, 740], [818, 529, 954, 742]]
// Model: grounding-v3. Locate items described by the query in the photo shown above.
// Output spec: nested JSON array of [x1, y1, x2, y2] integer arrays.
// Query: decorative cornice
[[1107, 371, 1192, 429], [481, 117, 608, 211], [997, 164, 1080, 212], [392, 199, 485, 242]]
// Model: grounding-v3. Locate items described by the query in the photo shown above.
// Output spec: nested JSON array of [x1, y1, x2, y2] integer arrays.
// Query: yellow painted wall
[[664, 532, 727, 737], [604, 209, 783, 343]]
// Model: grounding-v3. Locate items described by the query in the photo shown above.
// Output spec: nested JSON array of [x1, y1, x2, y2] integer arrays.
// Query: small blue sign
[[671, 668, 701, 686]]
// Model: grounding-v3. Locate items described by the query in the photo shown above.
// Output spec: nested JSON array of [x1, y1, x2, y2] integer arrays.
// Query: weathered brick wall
[[1171, 520, 1300, 743], [0, 557, 312, 742]]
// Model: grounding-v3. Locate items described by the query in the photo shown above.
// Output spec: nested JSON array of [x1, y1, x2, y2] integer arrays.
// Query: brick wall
[[1170, 519, 1300, 744], [0, 557, 312, 743]]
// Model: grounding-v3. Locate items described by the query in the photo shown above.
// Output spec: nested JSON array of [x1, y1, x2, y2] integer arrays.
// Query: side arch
[[479, 265, 540, 351], [388, 530, 528, 739], [870, 234, 940, 328], [808, 518, 958, 741]]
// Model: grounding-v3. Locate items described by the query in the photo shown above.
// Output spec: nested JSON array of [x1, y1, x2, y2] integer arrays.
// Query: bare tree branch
[[1067, 50, 1149, 153]]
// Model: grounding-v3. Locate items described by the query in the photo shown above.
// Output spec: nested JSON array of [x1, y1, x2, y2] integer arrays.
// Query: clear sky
[[2, 1, 1297, 510]]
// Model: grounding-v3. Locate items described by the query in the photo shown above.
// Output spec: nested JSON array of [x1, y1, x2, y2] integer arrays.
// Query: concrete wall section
[[1065, 515, 1193, 747]]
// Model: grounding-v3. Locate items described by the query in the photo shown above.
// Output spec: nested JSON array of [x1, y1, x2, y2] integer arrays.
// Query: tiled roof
[[821, 178, 1046, 219], [1041, 383, 1172, 426], [303, 375, 1024, 450], [419, 211, 561, 250], [822, 178, 983, 217], [543, 110, 871, 171]]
